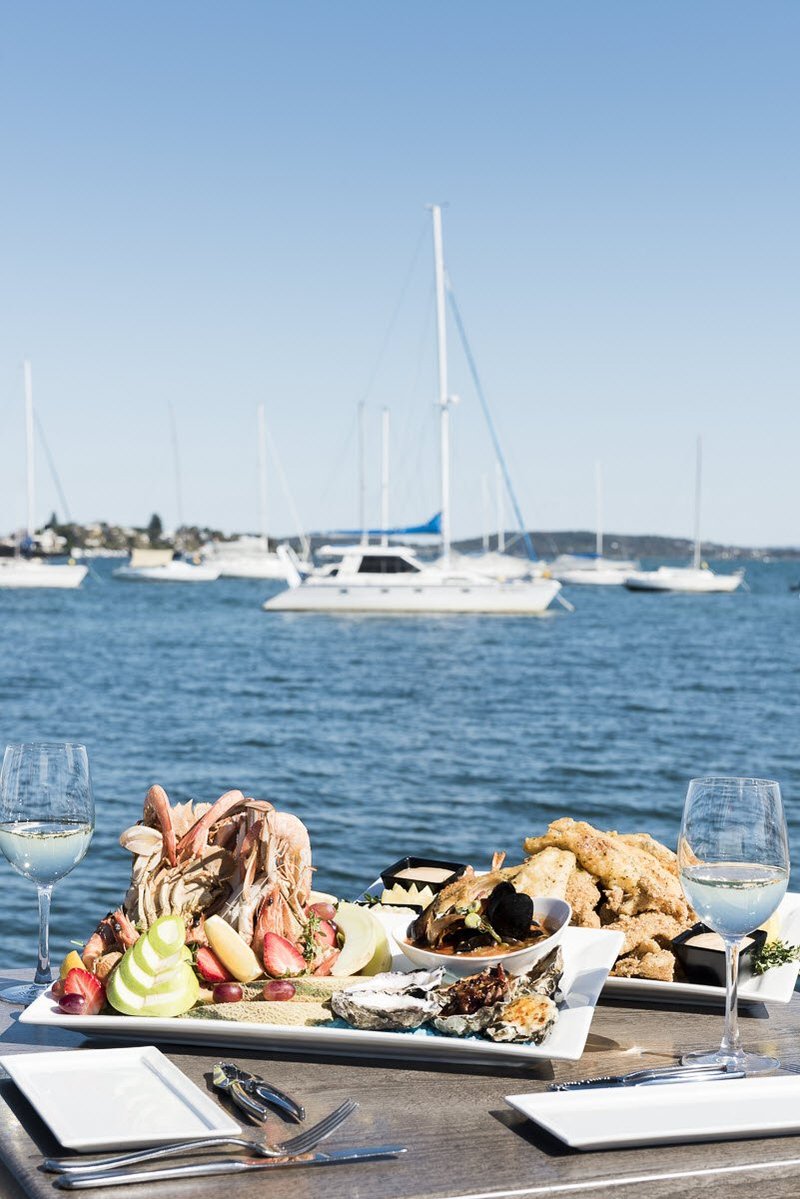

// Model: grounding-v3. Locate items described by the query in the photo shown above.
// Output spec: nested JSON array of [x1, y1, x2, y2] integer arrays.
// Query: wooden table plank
[[2, 971, 800, 1199]]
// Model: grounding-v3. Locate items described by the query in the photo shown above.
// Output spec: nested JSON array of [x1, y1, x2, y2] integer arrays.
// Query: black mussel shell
[[486, 883, 534, 940]]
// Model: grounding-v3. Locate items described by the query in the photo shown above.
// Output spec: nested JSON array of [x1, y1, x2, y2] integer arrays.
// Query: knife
[[549, 1064, 744, 1091], [54, 1145, 407, 1189]]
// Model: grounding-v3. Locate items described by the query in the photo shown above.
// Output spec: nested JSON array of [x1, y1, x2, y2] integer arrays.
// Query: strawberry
[[312, 949, 340, 976], [63, 968, 105, 1015], [262, 933, 306, 978], [195, 946, 233, 984]]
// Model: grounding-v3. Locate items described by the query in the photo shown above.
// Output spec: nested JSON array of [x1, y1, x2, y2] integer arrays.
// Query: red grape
[[59, 993, 86, 1015], [262, 980, 296, 1002], [308, 902, 337, 922], [212, 982, 243, 1004]]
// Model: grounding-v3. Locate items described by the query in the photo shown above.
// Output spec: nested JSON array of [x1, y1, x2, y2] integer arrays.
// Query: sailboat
[[0, 362, 87, 590], [624, 440, 744, 593], [551, 464, 638, 586], [202, 405, 292, 580], [264, 207, 562, 615]]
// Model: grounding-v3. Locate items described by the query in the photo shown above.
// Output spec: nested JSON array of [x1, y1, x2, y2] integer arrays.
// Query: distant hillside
[[451, 531, 798, 561]]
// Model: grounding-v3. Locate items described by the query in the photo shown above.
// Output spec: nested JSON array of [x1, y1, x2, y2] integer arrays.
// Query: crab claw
[[143, 785, 177, 867]]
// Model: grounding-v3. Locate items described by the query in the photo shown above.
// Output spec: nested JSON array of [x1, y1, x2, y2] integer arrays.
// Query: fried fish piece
[[601, 911, 690, 956], [524, 818, 691, 922], [564, 867, 601, 927], [617, 833, 680, 877], [611, 949, 675, 982], [508, 847, 576, 900]]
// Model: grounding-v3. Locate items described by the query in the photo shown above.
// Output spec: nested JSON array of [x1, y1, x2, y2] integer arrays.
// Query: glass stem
[[720, 937, 741, 1058], [34, 884, 53, 986]]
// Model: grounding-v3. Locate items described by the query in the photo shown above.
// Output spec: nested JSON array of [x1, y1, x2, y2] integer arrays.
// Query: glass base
[[681, 1048, 779, 1075], [0, 981, 49, 1007]]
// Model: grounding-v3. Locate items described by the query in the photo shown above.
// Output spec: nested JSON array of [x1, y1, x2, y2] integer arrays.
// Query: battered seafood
[[522, 818, 696, 980]]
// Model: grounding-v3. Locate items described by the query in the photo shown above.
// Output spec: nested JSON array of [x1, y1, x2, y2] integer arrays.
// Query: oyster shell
[[331, 969, 444, 1031], [484, 993, 558, 1044], [516, 947, 564, 1000], [433, 964, 514, 1038]]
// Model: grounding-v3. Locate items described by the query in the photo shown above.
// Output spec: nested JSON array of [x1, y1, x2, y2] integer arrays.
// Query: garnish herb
[[752, 939, 800, 975], [301, 912, 322, 964]]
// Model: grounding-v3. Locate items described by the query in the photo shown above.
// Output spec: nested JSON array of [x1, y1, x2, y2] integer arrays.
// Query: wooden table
[[2, 969, 800, 1199]]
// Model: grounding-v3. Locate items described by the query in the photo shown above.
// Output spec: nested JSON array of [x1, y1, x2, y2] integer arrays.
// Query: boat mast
[[431, 205, 453, 565], [257, 403, 269, 552], [358, 400, 367, 546], [481, 473, 490, 552], [496, 461, 505, 553], [595, 461, 603, 558], [693, 436, 702, 569], [23, 360, 35, 540], [380, 406, 390, 548]]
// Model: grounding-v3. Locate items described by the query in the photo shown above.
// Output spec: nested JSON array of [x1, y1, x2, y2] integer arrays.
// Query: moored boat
[[112, 548, 220, 583]]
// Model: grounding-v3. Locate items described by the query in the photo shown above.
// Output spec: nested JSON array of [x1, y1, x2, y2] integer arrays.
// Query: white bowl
[[398, 896, 572, 979]]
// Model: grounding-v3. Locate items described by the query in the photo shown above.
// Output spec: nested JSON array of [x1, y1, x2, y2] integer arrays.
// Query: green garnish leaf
[[752, 939, 800, 974]]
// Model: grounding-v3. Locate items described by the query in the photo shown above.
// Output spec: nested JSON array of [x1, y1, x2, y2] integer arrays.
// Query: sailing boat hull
[[264, 577, 561, 614], [624, 567, 743, 593], [0, 562, 87, 589], [214, 556, 289, 580]]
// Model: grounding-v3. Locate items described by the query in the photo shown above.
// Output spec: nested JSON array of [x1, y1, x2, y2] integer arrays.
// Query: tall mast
[[168, 402, 184, 534], [380, 406, 390, 547], [496, 461, 505, 553], [481, 473, 490, 552], [257, 403, 269, 551], [431, 205, 452, 565], [358, 400, 367, 546], [23, 360, 35, 539], [595, 460, 603, 558], [693, 436, 702, 569]]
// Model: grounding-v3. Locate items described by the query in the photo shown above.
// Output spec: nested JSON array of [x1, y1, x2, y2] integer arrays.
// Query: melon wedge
[[330, 902, 376, 976], [204, 915, 262, 983], [360, 914, 393, 975]]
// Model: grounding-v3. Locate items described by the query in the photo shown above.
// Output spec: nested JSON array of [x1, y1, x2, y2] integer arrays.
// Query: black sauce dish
[[672, 922, 767, 987]]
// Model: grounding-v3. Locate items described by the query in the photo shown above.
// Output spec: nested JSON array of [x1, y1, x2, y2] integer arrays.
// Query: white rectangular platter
[[0, 1046, 240, 1151], [603, 890, 800, 1005], [506, 1075, 800, 1150], [21, 927, 623, 1067]]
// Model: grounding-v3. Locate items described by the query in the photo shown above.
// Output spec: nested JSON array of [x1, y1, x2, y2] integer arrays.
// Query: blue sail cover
[[330, 512, 442, 537]]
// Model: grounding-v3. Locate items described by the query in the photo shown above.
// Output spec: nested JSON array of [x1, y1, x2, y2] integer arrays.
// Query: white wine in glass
[[678, 776, 789, 1074], [0, 743, 94, 1006]]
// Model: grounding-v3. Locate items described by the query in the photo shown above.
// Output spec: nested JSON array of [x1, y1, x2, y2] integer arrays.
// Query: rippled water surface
[[1, 558, 799, 966]]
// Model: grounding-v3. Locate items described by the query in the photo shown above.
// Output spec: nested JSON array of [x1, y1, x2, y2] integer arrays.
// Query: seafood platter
[[21, 792, 800, 1063]]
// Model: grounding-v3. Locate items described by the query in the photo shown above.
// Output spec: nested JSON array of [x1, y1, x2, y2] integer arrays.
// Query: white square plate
[[603, 891, 800, 1005], [20, 925, 624, 1067], [506, 1075, 800, 1150], [0, 1045, 241, 1151]]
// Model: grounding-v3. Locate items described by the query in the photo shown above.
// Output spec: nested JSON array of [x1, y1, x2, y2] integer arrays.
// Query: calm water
[[1, 558, 799, 967]]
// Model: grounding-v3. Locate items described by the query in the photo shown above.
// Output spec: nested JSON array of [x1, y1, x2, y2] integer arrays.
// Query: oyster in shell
[[516, 947, 564, 1000], [433, 964, 513, 1038], [331, 969, 444, 1031], [484, 993, 558, 1044]]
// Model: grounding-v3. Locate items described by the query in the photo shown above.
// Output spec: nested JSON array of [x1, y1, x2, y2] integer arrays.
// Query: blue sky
[[1, 2, 798, 546]]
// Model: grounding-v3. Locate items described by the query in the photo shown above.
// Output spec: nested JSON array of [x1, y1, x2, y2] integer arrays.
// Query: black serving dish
[[379, 856, 468, 894], [672, 922, 767, 987]]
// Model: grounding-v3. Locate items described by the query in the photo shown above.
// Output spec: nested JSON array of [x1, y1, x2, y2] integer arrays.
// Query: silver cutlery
[[549, 1062, 745, 1091], [53, 1145, 407, 1188], [212, 1061, 305, 1123], [44, 1099, 356, 1175]]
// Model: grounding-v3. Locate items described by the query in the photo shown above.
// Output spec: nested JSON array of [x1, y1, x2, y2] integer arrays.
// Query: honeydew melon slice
[[148, 914, 187, 959], [360, 914, 393, 975], [330, 902, 376, 976], [204, 915, 262, 983], [108, 960, 198, 1018]]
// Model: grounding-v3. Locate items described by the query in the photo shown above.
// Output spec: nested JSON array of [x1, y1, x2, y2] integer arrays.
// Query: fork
[[43, 1099, 357, 1175]]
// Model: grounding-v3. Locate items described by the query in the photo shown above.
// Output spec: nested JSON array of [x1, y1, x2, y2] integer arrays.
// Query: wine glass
[[678, 776, 789, 1074], [0, 743, 94, 1005]]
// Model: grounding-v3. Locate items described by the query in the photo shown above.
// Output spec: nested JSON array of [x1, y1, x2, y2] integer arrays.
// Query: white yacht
[[264, 544, 561, 614], [624, 440, 744, 594], [0, 558, 87, 589], [202, 536, 289, 580], [551, 465, 637, 586], [624, 564, 743, 593], [0, 362, 87, 590], [264, 206, 564, 618], [112, 548, 220, 583]]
